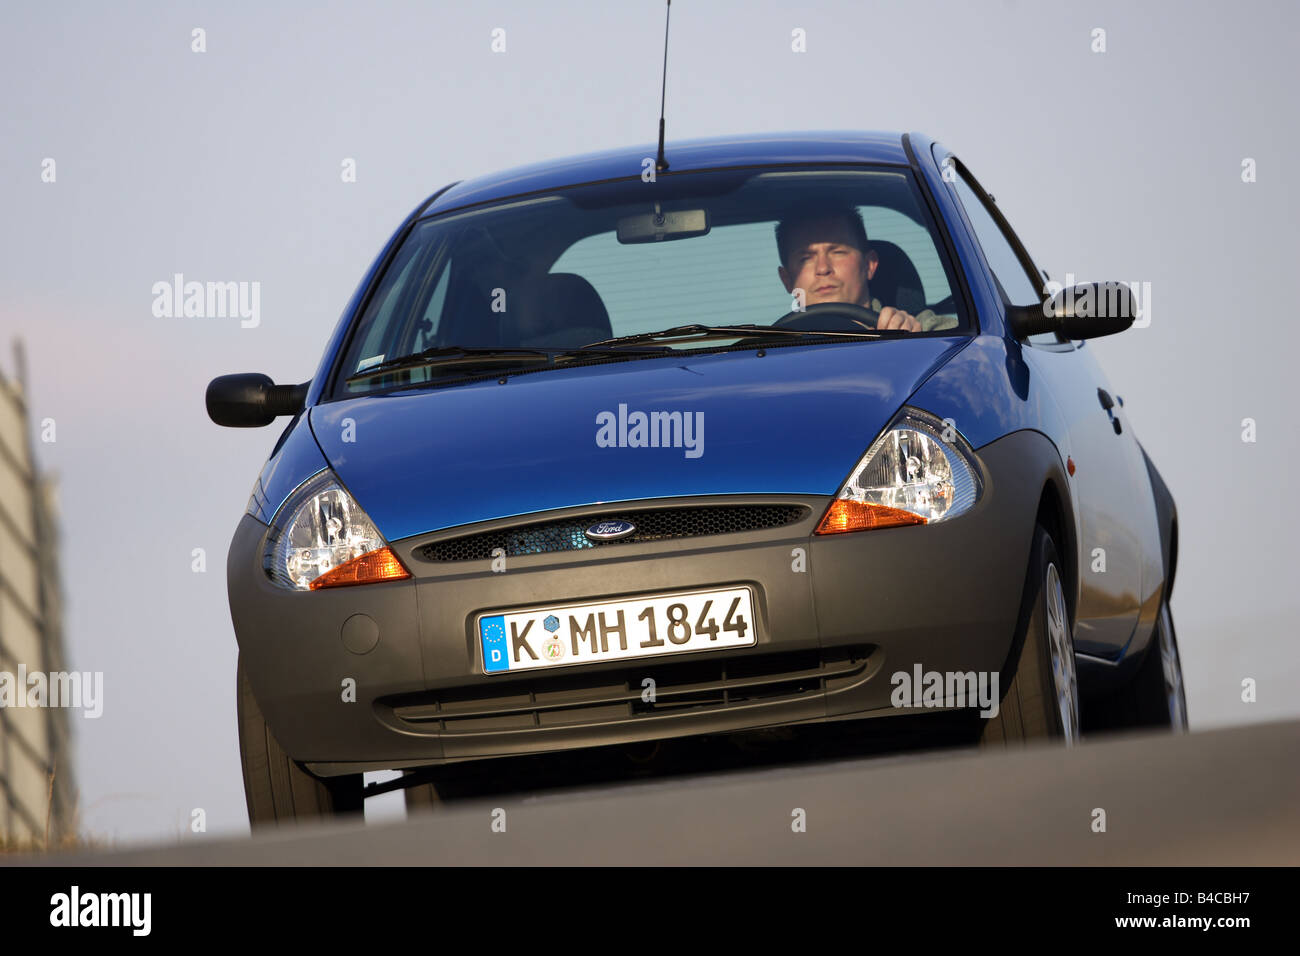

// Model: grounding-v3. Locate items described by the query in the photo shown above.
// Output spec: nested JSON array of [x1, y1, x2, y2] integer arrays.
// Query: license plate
[[478, 586, 756, 674]]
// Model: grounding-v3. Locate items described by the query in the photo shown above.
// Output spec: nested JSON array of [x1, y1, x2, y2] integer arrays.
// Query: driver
[[775, 204, 956, 332]]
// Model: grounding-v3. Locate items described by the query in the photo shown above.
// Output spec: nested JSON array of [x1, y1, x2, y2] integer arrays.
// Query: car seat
[[511, 273, 614, 348], [868, 240, 928, 316]]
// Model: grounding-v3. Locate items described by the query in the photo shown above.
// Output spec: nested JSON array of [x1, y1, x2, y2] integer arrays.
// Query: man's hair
[[774, 203, 870, 269]]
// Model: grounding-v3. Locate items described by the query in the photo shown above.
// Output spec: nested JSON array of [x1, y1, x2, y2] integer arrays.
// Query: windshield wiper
[[345, 346, 557, 384], [577, 323, 886, 350], [345, 344, 676, 385]]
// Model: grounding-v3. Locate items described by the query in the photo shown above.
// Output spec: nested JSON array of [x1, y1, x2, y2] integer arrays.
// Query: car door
[[943, 154, 1147, 658]]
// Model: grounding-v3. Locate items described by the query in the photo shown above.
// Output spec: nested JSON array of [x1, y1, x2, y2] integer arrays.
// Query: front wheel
[[237, 654, 364, 825], [980, 524, 1080, 746]]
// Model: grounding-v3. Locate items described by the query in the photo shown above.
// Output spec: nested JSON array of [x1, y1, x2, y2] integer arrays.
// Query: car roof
[[420, 130, 913, 218]]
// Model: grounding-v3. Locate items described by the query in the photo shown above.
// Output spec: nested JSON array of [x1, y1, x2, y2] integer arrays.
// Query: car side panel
[[1018, 344, 1147, 657], [1095, 361, 1165, 661]]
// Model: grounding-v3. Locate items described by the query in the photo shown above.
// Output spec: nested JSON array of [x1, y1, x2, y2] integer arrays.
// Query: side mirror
[[1007, 282, 1136, 340], [206, 374, 309, 427]]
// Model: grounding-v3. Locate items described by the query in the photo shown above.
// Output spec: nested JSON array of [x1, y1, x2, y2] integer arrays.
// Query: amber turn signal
[[815, 499, 927, 534], [309, 546, 412, 589]]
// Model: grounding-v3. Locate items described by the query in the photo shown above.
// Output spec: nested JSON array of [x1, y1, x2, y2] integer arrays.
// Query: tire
[[237, 654, 364, 825], [980, 524, 1080, 746], [1086, 596, 1189, 733]]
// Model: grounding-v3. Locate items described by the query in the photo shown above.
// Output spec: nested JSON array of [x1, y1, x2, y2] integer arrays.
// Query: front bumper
[[229, 430, 1055, 777]]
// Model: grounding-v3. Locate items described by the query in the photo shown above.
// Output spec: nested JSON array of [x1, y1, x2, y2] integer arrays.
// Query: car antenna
[[655, 0, 671, 172]]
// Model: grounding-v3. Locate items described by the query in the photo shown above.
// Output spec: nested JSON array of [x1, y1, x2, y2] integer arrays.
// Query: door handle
[[1097, 388, 1122, 434]]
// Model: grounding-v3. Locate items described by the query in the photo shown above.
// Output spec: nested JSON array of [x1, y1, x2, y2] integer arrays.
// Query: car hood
[[311, 338, 968, 541]]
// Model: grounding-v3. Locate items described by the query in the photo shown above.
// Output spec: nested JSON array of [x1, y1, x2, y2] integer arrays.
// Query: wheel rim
[[1044, 563, 1080, 744], [1157, 603, 1189, 731]]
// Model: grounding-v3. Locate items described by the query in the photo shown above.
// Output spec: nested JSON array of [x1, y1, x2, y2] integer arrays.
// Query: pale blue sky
[[2, 0, 1296, 844]]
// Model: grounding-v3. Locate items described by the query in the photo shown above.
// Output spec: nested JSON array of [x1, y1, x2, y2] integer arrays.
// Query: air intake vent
[[419, 504, 807, 563], [378, 646, 874, 735]]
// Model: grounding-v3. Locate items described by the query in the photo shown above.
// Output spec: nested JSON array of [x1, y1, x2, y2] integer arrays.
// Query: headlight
[[815, 407, 982, 534], [264, 470, 410, 590]]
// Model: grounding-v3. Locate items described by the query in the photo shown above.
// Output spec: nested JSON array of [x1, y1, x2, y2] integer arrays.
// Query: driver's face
[[778, 217, 878, 307]]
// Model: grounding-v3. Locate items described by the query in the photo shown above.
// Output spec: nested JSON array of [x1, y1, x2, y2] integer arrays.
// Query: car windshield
[[332, 166, 969, 396]]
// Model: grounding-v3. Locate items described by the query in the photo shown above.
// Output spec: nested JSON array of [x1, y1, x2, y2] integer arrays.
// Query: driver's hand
[[876, 306, 922, 332]]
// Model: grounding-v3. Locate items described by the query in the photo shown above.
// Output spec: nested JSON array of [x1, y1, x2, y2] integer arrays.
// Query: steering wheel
[[771, 302, 881, 332]]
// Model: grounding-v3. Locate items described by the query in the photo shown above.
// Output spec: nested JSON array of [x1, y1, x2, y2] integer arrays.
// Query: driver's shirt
[[865, 296, 959, 333]]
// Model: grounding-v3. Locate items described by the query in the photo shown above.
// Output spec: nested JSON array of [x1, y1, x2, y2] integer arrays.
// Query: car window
[[350, 245, 423, 370], [951, 171, 1043, 307], [551, 221, 777, 339], [334, 167, 973, 397], [413, 263, 451, 352], [551, 205, 959, 339], [950, 165, 1067, 346]]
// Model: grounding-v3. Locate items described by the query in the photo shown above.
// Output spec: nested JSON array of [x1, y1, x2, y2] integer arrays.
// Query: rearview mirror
[[206, 374, 309, 427], [1007, 281, 1136, 340], [617, 206, 709, 244]]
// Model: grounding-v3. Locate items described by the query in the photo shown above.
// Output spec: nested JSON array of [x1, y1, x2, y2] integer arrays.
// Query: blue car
[[208, 131, 1187, 824]]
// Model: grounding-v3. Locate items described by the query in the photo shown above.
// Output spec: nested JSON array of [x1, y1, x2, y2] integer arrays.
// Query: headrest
[[511, 272, 613, 348]]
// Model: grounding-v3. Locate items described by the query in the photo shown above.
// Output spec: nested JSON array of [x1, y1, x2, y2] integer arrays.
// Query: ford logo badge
[[585, 519, 637, 541]]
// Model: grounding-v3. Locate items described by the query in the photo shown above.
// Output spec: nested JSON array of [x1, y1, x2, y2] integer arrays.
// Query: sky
[[1, 0, 1297, 845]]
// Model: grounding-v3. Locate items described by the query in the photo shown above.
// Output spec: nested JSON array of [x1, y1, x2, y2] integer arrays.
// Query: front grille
[[378, 646, 874, 735], [418, 504, 808, 563]]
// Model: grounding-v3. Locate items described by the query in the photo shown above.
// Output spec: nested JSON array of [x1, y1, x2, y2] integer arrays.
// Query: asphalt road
[[18, 718, 1299, 865]]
